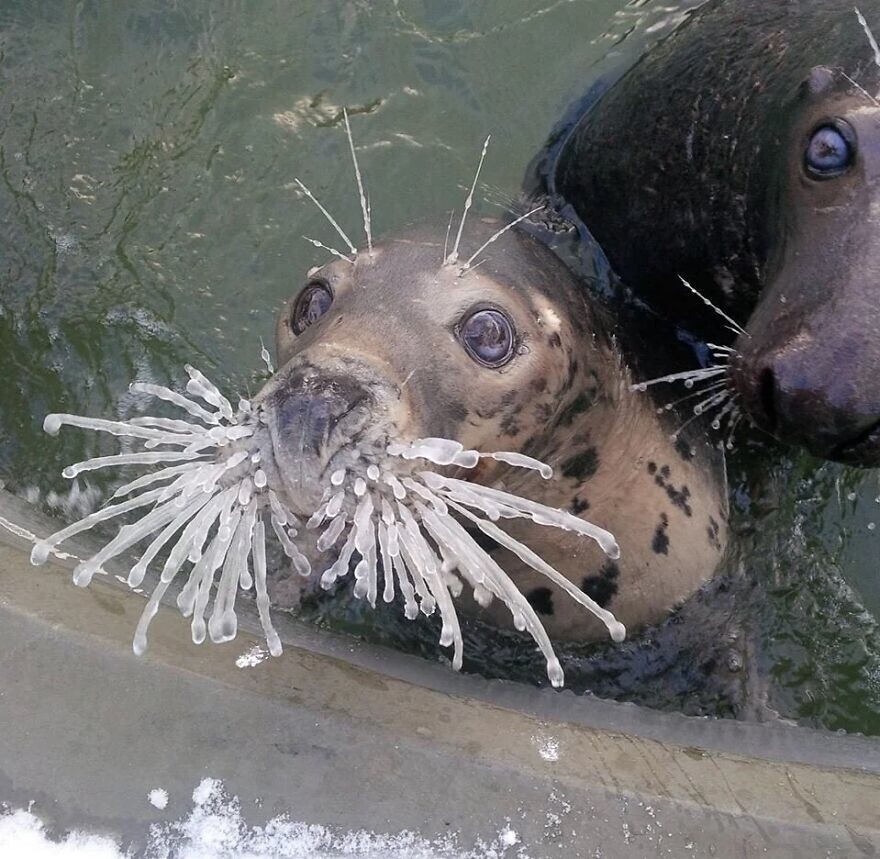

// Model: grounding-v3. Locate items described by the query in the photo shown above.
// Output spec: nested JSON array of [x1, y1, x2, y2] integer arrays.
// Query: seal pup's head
[[254, 219, 728, 641], [254, 220, 602, 517]]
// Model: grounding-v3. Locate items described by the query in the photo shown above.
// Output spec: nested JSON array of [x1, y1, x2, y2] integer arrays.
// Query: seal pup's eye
[[291, 282, 333, 334], [457, 308, 515, 368], [804, 122, 855, 178]]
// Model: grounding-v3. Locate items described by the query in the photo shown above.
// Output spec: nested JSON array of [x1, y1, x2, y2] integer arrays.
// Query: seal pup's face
[[253, 221, 604, 518], [733, 66, 880, 465]]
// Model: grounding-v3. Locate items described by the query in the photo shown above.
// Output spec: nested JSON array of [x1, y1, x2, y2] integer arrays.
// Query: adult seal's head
[[253, 220, 727, 640], [548, 0, 880, 465]]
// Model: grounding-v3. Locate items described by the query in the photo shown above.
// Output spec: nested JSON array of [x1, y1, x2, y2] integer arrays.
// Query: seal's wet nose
[[734, 344, 880, 465], [270, 372, 370, 455]]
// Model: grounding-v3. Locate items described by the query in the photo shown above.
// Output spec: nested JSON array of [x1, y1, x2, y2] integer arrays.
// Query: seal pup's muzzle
[[255, 359, 397, 517]]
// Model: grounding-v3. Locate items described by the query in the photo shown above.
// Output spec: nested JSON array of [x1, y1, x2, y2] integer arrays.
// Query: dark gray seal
[[257, 219, 728, 640], [544, 0, 880, 465]]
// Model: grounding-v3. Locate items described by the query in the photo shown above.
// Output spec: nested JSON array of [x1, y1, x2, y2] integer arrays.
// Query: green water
[[1, 0, 879, 734]]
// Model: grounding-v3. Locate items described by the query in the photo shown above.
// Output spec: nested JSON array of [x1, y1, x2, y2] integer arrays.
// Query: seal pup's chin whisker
[[30, 365, 625, 688]]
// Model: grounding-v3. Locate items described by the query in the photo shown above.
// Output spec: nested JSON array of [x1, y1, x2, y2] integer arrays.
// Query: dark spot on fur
[[548, 332, 562, 349], [675, 436, 695, 461], [527, 586, 555, 615], [556, 391, 596, 427], [707, 515, 722, 551], [581, 561, 620, 607], [500, 413, 520, 436], [652, 512, 670, 555], [652, 467, 693, 516], [531, 377, 547, 393], [534, 400, 554, 423], [561, 447, 599, 480], [647, 461, 657, 475], [569, 496, 590, 515]]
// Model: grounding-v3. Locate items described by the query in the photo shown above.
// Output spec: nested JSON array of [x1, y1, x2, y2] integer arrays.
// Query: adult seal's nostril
[[735, 343, 880, 462]]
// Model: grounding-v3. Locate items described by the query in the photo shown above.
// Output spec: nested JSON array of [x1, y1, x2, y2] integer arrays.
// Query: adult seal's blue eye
[[458, 308, 515, 368], [292, 282, 333, 334], [804, 123, 854, 177]]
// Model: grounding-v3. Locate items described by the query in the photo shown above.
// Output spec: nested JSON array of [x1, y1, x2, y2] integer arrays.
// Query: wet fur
[[266, 220, 728, 640], [546, 0, 880, 464]]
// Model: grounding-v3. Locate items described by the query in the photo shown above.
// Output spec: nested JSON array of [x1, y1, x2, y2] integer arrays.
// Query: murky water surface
[[2, 0, 879, 734]]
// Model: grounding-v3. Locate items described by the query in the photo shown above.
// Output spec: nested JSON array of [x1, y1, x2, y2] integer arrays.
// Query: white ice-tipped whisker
[[259, 338, 274, 375], [420, 471, 620, 559], [446, 135, 490, 265], [185, 365, 234, 420], [44, 413, 205, 447], [856, 7, 880, 70], [658, 379, 728, 414], [448, 499, 626, 642], [679, 275, 749, 337], [63, 450, 208, 480], [343, 108, 372, 255], [458, 205, 545, 276], [302, 235, 355, 265], [443, 208, 455, 265], [252, 518, 282, 656], [631, 364, 728, 391], [840, 70, 880, 106], [294, 178, 357, 256], [692, 387, 732, 417], [129, 383, 221, 425], [419, 502, 565, 687]]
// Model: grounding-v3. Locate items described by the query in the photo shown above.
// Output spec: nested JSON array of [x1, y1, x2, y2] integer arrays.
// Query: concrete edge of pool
[[0, 488, 878, 857]]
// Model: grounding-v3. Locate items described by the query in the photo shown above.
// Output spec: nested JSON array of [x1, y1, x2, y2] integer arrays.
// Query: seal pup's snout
[[733, 332, 880, 465], [270, 370, 371, 454], [260, 365, 383, 515]]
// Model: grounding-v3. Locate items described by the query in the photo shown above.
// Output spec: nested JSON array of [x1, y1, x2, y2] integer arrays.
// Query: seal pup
[[260, 217, 728, 642], [30, 118, 728, 685], [540, 1, 880, 465], [31, 217, 728, 676]]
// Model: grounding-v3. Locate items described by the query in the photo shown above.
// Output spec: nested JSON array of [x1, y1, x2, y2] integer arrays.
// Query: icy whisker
[[343, 108, 372, 255], [294, 178, 357, 256], [446, 135, 490, 266], [458, 205, 545, 276]]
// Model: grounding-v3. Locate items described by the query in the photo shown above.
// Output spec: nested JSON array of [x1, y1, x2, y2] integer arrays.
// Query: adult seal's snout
[[541, 0, 880, 465], [734, 328, 880, 464]]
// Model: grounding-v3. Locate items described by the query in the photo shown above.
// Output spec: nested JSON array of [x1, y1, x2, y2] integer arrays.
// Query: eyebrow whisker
[[445, 135, 490, 266]]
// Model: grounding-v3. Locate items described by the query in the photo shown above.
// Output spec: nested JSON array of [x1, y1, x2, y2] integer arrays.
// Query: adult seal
[[259, 219, 728, 640], [544, 0, 880, 465]]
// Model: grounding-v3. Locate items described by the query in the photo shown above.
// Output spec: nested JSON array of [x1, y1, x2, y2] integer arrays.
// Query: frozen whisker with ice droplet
[[30, 364, 624, 687]]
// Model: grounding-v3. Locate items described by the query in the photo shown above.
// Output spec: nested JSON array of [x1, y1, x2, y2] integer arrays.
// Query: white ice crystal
[[31, 366, 624, 687]]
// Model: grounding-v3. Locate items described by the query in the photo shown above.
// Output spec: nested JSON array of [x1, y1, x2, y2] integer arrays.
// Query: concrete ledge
[[1, 489, 878, 857]]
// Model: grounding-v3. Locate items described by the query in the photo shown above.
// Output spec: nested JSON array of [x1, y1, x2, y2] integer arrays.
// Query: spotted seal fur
[[258, 219, 728, 639]]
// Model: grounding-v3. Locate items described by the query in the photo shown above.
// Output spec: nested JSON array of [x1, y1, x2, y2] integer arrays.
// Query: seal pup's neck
[[480, 348, 728, 641]]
